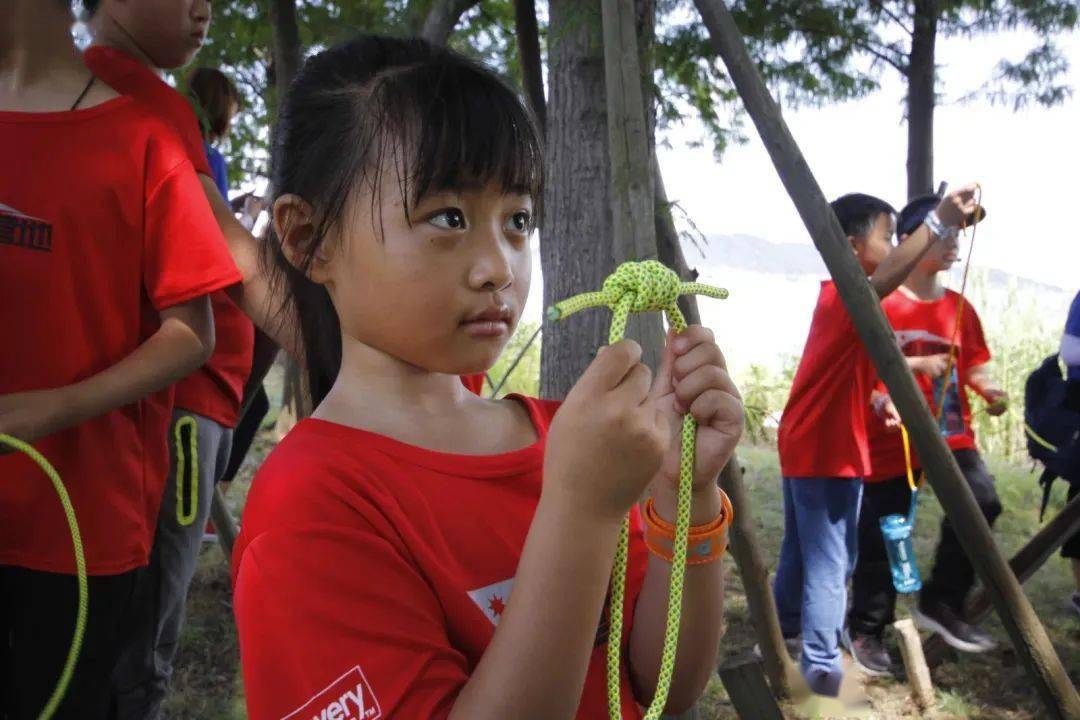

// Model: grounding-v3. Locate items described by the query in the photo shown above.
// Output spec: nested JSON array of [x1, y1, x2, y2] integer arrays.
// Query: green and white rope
[[0, 434, 87, 720], [548, 260, 727, 719]]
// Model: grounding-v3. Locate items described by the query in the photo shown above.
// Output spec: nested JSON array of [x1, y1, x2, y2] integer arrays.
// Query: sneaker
[[1070, 592, 1080, 618], [914, 599, 997, 653], [842, 628, 893, 677]]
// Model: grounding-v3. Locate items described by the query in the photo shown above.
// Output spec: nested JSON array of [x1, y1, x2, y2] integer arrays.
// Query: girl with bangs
[[232, 34, 742, 720]]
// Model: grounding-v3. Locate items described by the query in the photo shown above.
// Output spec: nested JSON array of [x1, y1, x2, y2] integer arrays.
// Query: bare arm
[[449, 497, 624, 720], [965, 363, 1007, 414], [870, 222, 940, 298], [0, 296, 214, 445], [870, 185, 981, 298], [198, 174, 301, 359], [629, 484, 725, 713]]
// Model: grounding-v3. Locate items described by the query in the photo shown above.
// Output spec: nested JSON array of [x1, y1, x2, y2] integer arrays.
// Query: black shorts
[[0, 566, 140, 719]]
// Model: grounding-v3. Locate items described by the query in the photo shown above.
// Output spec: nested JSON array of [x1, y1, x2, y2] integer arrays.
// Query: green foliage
[[737, 358, 798, 444], [486, 322, 542, 398]]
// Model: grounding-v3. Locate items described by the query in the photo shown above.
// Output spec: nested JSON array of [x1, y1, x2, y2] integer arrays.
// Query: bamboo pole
[[691, 1, 1080, 717]]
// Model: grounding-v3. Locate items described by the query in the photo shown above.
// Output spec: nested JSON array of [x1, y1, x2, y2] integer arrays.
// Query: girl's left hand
[[647, 326, 744, 490]]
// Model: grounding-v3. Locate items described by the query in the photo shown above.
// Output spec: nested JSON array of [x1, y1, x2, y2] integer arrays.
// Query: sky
[[657, 28, 1080, 291]]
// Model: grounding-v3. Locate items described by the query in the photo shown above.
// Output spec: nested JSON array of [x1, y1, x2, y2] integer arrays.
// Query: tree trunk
[[906, 0, 937, 200], [418, 0, 481, 45], [270, 0, 307, 422], [269, 0, 301, 98], [514, 0, 546, 132], [692, 2, 1080, 717], [600, 0, 663, 367], [541, 0, 617, 399]]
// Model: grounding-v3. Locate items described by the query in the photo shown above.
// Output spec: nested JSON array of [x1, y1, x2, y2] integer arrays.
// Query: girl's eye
[[429, 209, 467, 230], [506, 211, 532, 233]]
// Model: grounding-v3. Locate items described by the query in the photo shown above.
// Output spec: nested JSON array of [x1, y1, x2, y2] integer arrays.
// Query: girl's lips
[[460, 319, 511, 338]]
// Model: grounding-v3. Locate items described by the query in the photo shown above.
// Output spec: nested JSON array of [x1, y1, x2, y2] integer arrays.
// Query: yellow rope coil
[[0, 434, 87, 720], [549, 259, 728, 720]]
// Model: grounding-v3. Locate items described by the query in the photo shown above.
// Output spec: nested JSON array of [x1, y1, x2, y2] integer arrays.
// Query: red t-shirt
[[0, 98, 240, 574], [232, 396, 649, 720], [777, 281, 877, 478], [866, 289, 991, 482], [85, 45, 254, 428], [460, 373, 486, 395]]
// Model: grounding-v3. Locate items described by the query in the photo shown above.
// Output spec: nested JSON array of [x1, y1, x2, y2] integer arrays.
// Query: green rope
[[548, 260, 728, 719], [0, 434, 87, 720]]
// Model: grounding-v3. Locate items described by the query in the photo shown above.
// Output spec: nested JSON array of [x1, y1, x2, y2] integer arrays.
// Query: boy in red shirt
[[77, 1, 256, 716], [0, 1, 238, 715], [845, 194, 1005, 676], [774, 188, 981, 696]]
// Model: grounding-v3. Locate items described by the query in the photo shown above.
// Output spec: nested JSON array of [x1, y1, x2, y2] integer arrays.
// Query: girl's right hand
[[543, 340, 669, 522]]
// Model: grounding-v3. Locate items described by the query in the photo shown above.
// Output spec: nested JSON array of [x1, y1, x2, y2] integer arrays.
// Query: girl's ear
[[273, 194, 333, 284]]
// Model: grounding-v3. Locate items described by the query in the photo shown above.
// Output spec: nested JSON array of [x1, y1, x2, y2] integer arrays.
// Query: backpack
[[1024, 354, 1080, 519]]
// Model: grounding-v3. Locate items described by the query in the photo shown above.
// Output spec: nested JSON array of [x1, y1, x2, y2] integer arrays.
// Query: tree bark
[[540, 1, 616, 399], [906, 0, 937, 200], [718, 459, 796, 697], [692, 2, 1080, 717], [418, 0, 481, 45], [600, 0, 664, 368], [514, 0, 547, 132], [269, 0, 301, 98], [270, 0, 306, 422]]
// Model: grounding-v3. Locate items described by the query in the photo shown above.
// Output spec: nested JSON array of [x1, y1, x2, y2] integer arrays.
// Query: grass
[[165, 436, 1079, 719]]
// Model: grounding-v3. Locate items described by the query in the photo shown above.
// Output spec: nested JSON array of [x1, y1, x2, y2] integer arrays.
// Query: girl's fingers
[[673, 364, 740, 412], [670, 325, 715, 356], [673, 341, 726, 381], [687, 388, 744, 430]]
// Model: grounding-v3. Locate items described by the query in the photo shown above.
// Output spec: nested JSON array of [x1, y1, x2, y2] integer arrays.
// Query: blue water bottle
[[880, 491, 922, 594]]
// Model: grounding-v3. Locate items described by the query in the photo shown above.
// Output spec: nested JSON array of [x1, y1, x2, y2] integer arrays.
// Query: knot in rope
[[601, 260, 682, 314]]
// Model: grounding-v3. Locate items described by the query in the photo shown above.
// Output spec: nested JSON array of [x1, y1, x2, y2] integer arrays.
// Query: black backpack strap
[[1038, 468, 1058, 522]]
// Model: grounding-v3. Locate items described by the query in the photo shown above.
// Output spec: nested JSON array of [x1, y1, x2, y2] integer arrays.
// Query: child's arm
[[870, 186, 980, 298], [0, 296, 213, 446], [965, 363, 1007, 415], [449, 341, 671, 719], [629, 327, 741, 712], [198, 175, 301, 360]]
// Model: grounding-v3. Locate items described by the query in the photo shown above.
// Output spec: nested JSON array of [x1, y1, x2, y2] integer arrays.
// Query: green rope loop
[[0, 434, 87, 720], [549, 259, 727, 719]]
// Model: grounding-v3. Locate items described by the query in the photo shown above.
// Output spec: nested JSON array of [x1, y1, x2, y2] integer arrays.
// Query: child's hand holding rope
[[544, 339, 670, 521], [647, 326, 743, 502]]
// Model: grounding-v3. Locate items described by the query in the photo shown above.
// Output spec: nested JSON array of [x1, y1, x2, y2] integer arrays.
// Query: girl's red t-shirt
[[232, 396, 649, 720], [0, 98, 240, 573], [84, 45, 254, 428], [866, 288, 991, 482]]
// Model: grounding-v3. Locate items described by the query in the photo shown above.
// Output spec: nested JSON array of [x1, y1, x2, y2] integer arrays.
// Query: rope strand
[[550, 260, 727, 720]]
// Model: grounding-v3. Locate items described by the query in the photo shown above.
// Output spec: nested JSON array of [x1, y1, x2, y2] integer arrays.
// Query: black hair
[[829, 193, 896, 239], [82, 0, 99, 16], [188, 67, 240, 141], [267, 34, 543, 404]]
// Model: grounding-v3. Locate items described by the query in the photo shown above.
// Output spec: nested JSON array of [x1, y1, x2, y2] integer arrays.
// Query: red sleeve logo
[[281, 666, 382, 720]]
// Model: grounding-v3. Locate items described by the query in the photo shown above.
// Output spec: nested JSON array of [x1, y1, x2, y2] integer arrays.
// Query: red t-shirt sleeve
[[143, 151, 240, 310], [235, 523, 469, 720]]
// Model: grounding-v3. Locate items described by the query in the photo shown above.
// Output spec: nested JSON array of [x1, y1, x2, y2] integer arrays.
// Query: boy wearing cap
[[845, 194, 1006, 676], [774, 187, 981, 697]]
